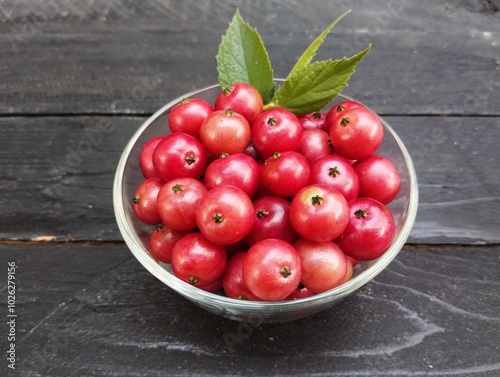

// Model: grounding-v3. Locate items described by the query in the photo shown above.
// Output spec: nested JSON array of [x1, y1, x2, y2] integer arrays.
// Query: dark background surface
[[1, 1, 499, 376]]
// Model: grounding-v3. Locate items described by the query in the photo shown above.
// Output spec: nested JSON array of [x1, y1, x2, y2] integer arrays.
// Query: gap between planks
[[1, 239, 499, 249]]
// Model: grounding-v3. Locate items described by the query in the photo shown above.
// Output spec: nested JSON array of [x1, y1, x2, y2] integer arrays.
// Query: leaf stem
[[263, 101, 279, 111]]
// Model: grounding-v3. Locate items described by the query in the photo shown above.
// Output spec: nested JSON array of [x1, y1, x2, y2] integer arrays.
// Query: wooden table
[[2, 1, 499, 376]]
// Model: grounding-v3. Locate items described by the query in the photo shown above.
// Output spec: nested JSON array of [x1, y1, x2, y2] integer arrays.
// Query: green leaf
[[287, 9, 351, 79], [269, 44, 371, 114], [216, 9, 275, 104]]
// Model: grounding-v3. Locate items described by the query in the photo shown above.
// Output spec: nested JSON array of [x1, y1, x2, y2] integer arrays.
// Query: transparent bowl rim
[[113, 81, 419, 312]]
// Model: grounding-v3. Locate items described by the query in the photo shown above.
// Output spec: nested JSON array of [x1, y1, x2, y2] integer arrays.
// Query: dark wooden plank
[[0, 0, 499, 116], [1, 115, 499, 244], [0, 243, 132, 339], [4, 243, 499, 376], [0, 116, 141, 242], [391, 116, 500, 244]]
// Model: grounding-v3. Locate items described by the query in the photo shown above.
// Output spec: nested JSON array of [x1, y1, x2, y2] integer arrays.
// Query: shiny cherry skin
[[308, 154, 360, 202], [156, 177, 207, 231], [299, 128, 333, 163], [298, 111, 328, 132], [242, 142, 259, 160], [168, 97, 213, 138], [196, 185, 254, 246], [324, 100, 365, 133], [152, 132, 207, 182], [336, 197, 396, 261], [222, 252, 261, 301], [243, 238, 302, 301], [139, 135, 164, 179], [353, 155, 401, 204], [329, 107, 384, 160], [294, 238, 347, 294], [245, 195, 299, 246], [171, 232, 227, 286], [204, 152, 260, 198], [290, 184, 349, 241], [342, 257, 354, 284], [132, 177, 164, 224], [214, 82, 264, 124], [260, 151, 310, 198], [199, 109, 251, 156], [149, 224, 190, 264], [251, 107, 303, 159], [286, 285, 314, 300], [197, 278, 224, 293]]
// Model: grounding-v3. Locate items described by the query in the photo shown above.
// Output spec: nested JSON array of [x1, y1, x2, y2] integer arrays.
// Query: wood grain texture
[[4, 243, 498, 376], [2, 1, 499, 376], [0, 243, 132, 335], [391, 116, 500, 244], [1, 115, 499, 244], [0, 116, 141, 242], [0, 0, 499, 116]]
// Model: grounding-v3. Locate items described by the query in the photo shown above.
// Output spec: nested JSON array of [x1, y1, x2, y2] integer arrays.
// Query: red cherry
[[168, 98, 213, 138], [294, 237, 348, 293], [298, 111, 328, 132], [196, 185, 254, 246], [171, 232, 227, 286], [260, 151, 310, 198], [132, 177, 164, 225], [299, 128, 333, 163], [308, 154, 360, 202], [243, 239, 302, 301], [156, 177, 207, 231], [214, 82, 263, 124], [290, 184, 349, 241], [251, 108, 303, 159], [152, 132, 207, 182], [199, 109, 251, 156], [353, 155, 401, 204], [139, 136, 164, 179], [245, 196, 299, 246], [324, 100, 366, 133], [336, 197, 396, 261], [149, 224, 190, 264], [329, 108, 384, 160], [222, 252, 262, 301], [204, 153, 260, 198]]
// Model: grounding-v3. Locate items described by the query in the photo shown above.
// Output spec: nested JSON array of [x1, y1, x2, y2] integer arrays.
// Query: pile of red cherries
[[132, 83, 401, 301]]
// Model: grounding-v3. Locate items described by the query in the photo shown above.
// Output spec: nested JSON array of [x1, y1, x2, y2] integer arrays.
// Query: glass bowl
[[113, 81, 418, 323]]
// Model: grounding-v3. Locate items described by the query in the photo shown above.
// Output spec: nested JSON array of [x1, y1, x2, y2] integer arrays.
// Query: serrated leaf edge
[[216, 9, 275, 103], [287, 9, 351, 79], [271, 43, 372, 114]]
